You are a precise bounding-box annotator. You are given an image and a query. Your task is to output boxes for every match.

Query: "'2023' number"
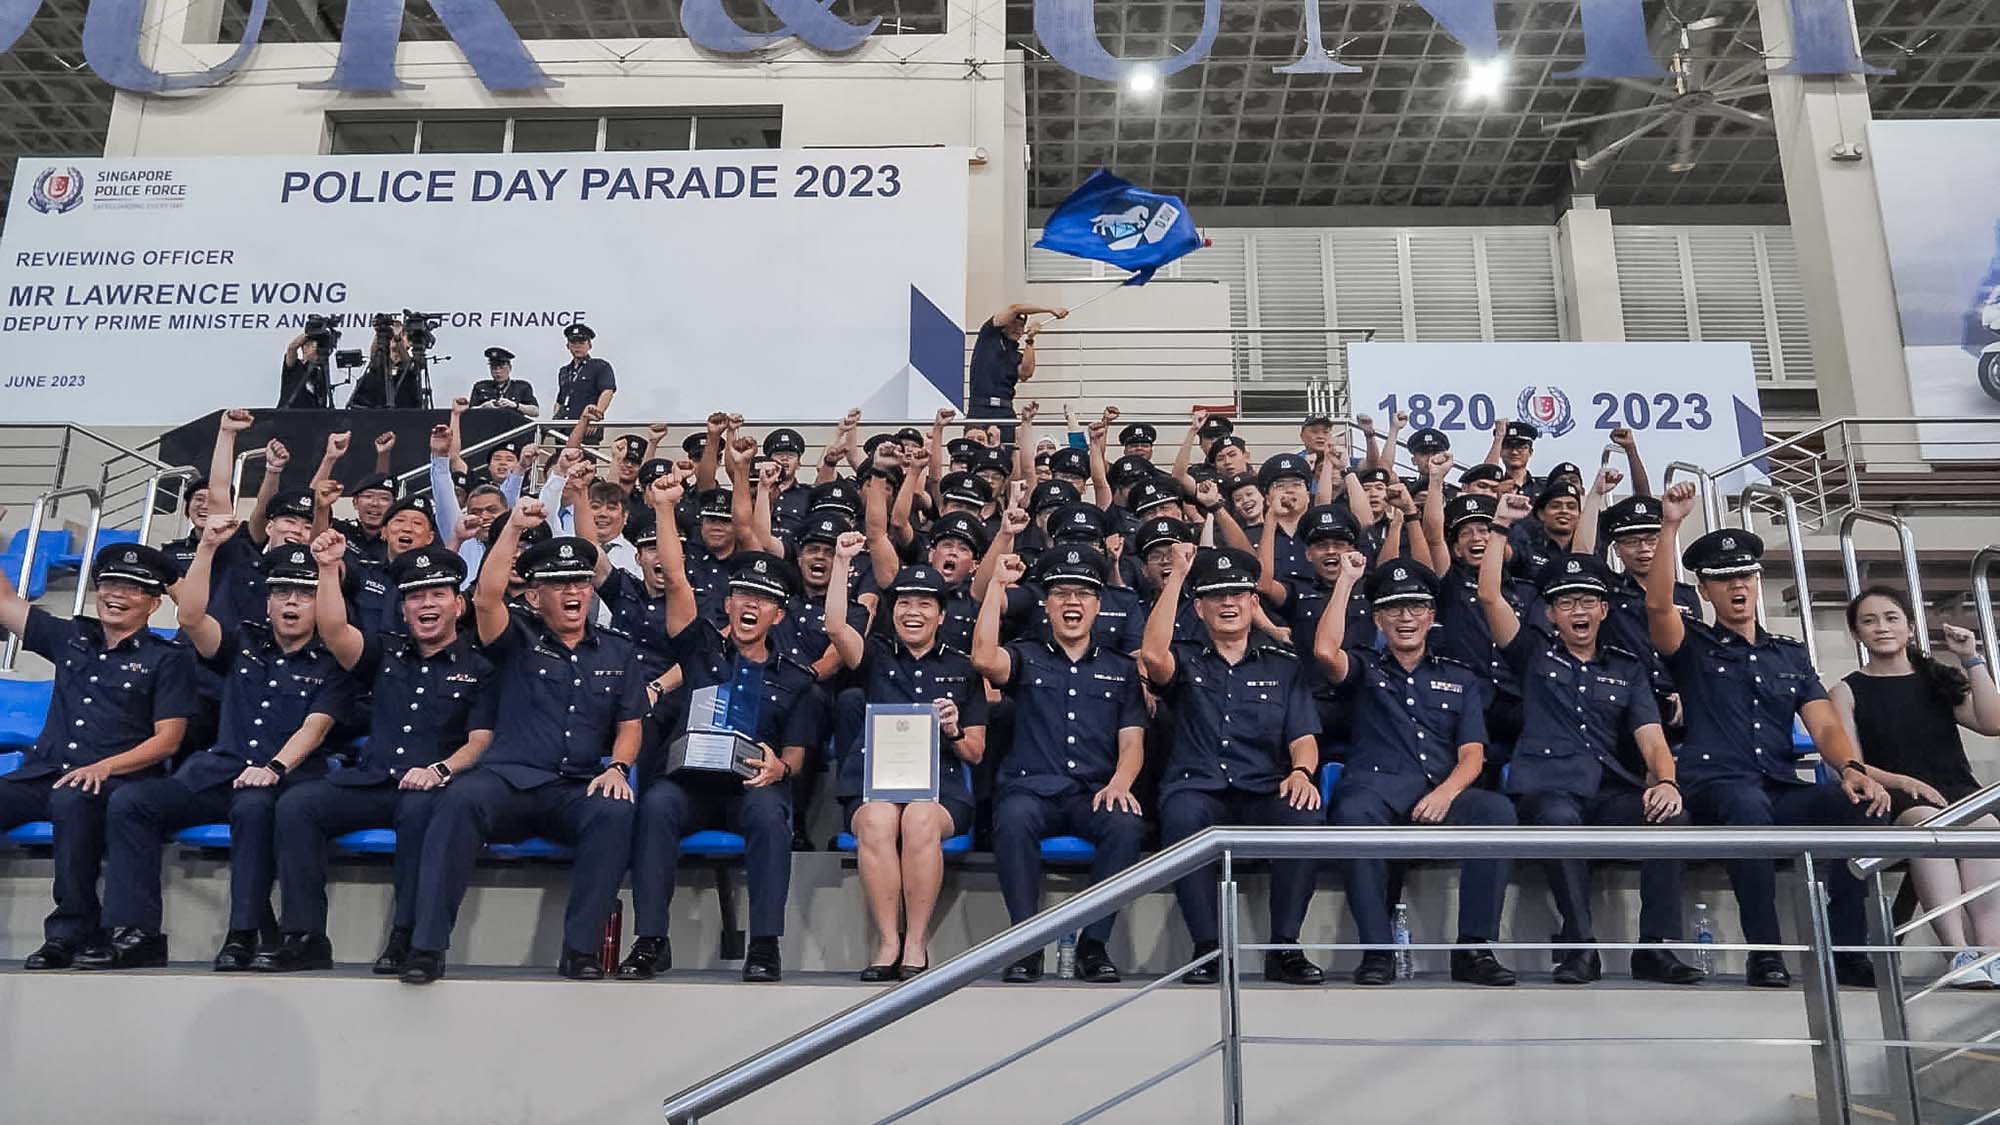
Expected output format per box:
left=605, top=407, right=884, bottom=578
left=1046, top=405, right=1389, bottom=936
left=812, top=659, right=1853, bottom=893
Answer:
left=1590, top=392, right=1712, bottom=431
left=794, top=164, right=901, bottom=199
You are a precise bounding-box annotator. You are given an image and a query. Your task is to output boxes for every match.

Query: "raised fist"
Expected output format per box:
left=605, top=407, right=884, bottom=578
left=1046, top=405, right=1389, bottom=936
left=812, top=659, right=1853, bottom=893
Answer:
left=834, top=531, right=867, bottom=561
left=581, top=404, right=606, bottom=424
left=1001, top=507, right=1030, bottom=536
left=993, top=554, right=1028, bottom=587
left=706, top=412, right=730, bottom=436
left=647, top=476, right=685, bottom=509
left=648, top=422, right=670, bottom=437
left=452, top=396, right=470, bottom=414
left=1339, top=550, right=1368, bottom=581
left=1662, top=481, right=1699, bottom=523
left=325, top=431, right=352, bottom=458
left=1169, top=541, right=1195, bottom=576
left=374, top=431, right=396, bottom=454
left=1610, top=427, right=1637, bottom=451
left=309, top=529, right=347, bottom=567
left=1594, top=467, right=1625, bottom=495
left=219, top=409, right=255, bottom=434
left=264, top=439, right=291, bottom=472
left=934, top=407, right=956, bottom=427
left=430, top=425, right=452, bottom=457
left=1498, top=492, right=1534, bottom=522
left=202, top=512, right=241, bottom=545
left=513, top=498, right=548, bottom=531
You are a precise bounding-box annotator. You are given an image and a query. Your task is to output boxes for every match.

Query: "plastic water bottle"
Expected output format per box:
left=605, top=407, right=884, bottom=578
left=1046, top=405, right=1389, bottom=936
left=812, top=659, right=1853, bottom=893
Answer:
left=1692, top=903, right=1716, bottom=976
left=1392, top=903, right=1415, bottom=980
left=1057, top=933, right=1078, bottom=979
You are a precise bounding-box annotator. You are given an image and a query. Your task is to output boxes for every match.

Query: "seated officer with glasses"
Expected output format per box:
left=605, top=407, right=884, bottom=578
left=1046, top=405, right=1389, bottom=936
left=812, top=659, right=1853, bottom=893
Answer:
left=1142, top=544, right=1326, bottom=986
left=401, top=500, right=646, bottom=985
left=973, top=546, right=1148, bottom=985
left=1316, top=555, right=1518, bottom=988
left=1476, top=529, right=1701, bottom=987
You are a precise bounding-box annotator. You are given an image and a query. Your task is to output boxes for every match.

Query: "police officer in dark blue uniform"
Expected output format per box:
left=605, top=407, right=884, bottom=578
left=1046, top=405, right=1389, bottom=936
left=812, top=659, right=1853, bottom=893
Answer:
left=553, top=323, right=616, bottom=424
left=1316, top=556, right=1519, bottom=987
left=624, top=499, right=823, bottom=983
left=1478, top=545, right=1702, bottom=985
left=1252, top=453, right=1316, bottom=585
left=868, top=510, right=987, bottom=653
left=967, top=303, right=1067, bottom=439
left=468, top=347, right=539, bottom=416
left=1132, top=516, right=1205, bottom=644
left=89, top=530, right=354, bottom=971
left=763, top=428, right=814, bottom=540
left=1429, top=493, right=1534, bottom=754
left=974, top=545, right=1148, bottom=983
left=1118, top=422, right=1157, bottom=462
left=1649, top=483, right=1890, bottom=988
left=1258, top=505, right=1376, bottom=747
left=1493, top=420, right=1542, bottom=498
left=685, top=487, right=742, bottom=625
left=1507, top=479, right=1586, bottom=583
left=1599, top=495, right=1699, bottom=728
left=256, top=540, right=497, bottom=974
left=209, top=487, right=318, bottom=631
left=1001, top=503, right=1145, bottom=654
left=0, top=543, right=194, bottom=969
left=402, top=504, right=646, bottom=984
left=822, top=541, right=989, bottom=979
left=1143, top=545, right=1326, bottom=984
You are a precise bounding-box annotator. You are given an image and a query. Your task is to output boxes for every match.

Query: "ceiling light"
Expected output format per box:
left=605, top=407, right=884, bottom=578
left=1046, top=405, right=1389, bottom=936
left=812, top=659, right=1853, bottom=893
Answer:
left=1461, top=57, right=1507, bottom=102
left=1127, top=67, right=1158, bottom=94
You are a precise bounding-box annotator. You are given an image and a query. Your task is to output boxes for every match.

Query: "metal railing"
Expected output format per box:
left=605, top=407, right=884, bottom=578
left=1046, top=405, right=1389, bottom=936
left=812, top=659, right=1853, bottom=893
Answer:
left=965, top=325, right=1379, bottom=418
left=1712, top=416, right=2000, bottom=532
left=1740, top=481, right=1820, bottom=668
left=1836, top=510, right=1930, bottom=666
left=1975, top=547, right=2000, bottom=677
left=0, top=423, right=169, bottom=531
left=661, top=820, right=2000, bottom=1125
left=1, top=486, right=102, bottom=672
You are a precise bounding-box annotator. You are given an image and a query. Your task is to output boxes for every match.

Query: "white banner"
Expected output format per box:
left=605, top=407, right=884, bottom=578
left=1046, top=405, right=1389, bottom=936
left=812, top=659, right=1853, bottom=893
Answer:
left=1869, top=119, right=2000, bottom=459
left=1346, top=341, right=1766, bottom=486
left=0, top=150, right=970, bottom=424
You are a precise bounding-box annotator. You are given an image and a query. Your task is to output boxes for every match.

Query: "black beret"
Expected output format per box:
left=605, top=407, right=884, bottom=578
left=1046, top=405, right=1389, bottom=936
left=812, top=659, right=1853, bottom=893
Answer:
left=728, top=550, right=800, bottom=601
left=1049, top=447, right=1090, bottom=478
left=1257, top=453, right=1311, bottom=490
left=90, top=543, right=178, bottom=593
left=1035, top=544, right=1107, bottom=590
left=1118, top=423, right=1158, bottom=446
left=939, top=471, right=994, bottom=507
left=563, top=323, right=595, bottom=342
left=1407, top=427, right=1450, bottom=456
left=763, top=428, right=806, bottom=456
left=1502, top=421, right=1539, bottom=446
left=1049, top=502, right=1107, bottom=543
left=1601, top=495, right=1664, bottom=539
left=810, top=480, right=861, bottom=517
left=928, top=511, right=990, bottom=554
left=352, top=473, right=395, bottom=498
left=262, top=544, right=319, bottom=589
left=799, top=512, right=853, bottom=547
left=1135, top=516, right=1194, bottom=556
left=1682, top=529, right=1764, bottom=579
left=516, top=536, right=597, bottom=582
left=484, top=346, right=515, bottom=365
left=1028, top=479, right=1081, bottom=516
left=263, top=488, right=316, bottom=524
left=1188, top=546, right=1259, bottom=596
left=1302, top=505, right=1362, bottom=545
left=697, top=488, right=733, bottom=519
left=390, top=548, right=467, bottom=592
left=1445, top=493, right=1498, bottom=534
left=1366, top=560, right=1440, bottom=607
left=1538, top=553, right=1611, bottom=599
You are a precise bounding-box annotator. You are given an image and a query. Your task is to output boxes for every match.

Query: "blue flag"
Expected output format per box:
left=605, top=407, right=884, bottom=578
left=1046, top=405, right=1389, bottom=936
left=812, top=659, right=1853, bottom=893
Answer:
left=1034, top=170, right=1204, bottom=285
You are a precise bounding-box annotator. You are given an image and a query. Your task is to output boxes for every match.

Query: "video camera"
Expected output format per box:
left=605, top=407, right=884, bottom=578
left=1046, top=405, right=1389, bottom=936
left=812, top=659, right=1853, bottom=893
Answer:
left=403, top=309, right=443, bottom=353
left=302, top=313, right=340, bottom=351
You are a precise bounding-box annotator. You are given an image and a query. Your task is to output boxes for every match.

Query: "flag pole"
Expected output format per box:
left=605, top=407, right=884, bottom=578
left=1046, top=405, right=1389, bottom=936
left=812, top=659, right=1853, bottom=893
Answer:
left=1029, top=282, right=1122, bottom=330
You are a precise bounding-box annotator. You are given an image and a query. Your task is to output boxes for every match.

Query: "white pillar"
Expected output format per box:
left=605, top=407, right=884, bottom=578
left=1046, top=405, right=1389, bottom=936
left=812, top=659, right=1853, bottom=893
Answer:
left=1557, top=195, right=1627, bottom=342
left=1757, top=0, right=1912, bottom=419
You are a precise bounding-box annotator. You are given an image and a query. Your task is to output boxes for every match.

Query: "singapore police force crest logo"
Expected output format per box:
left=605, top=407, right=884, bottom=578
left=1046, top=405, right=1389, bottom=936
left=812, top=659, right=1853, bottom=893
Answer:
left=1515, top=386, right=1576, bottom=439
left=29, top=166, right=84, bottom=214
left=1091, top=196, right=1182, bottom=252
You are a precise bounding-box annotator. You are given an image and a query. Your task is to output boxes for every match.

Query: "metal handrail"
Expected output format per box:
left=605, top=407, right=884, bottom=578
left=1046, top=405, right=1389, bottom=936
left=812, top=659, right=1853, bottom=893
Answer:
left=391, top=418, right=543, bottom=495
left=1664, top=460, right=1722, bottom=529
left=137, top=466, right=201, bottom=547
left=1837, top=509, right=1929, bottom=665
left=1, top=485, right=103, bottom=671
left=661, top=824, right=2000, bottom=1124
left=1853, top=778, right=2000, bottom=878
left=1739, top=482, right=1819, bottom=669
left=1975, top=546, right=2000, bottom=676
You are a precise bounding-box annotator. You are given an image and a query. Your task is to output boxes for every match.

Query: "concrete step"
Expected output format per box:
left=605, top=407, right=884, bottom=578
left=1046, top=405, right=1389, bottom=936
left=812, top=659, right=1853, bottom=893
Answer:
left=1790, top=1092, right=1986, bottom=1124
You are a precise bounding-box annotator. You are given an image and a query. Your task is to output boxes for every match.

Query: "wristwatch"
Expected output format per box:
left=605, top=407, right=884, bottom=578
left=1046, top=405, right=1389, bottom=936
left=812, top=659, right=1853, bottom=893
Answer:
left=264, top=759, right=289, bottom=779
left=429, top=762, right=454, bottom=784
left=602, top=760, right=631, bottom=781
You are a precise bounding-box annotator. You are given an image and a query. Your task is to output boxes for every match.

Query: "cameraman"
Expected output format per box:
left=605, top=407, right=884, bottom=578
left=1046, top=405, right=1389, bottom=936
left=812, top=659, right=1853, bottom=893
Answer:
left=277, top=322, right=335, bottom=409
left=348, top=316, right=424, bottom=410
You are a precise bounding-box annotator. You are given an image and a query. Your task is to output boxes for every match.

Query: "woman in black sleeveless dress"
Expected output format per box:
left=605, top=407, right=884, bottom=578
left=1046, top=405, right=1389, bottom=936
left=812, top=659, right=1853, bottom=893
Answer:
left=1830, top=587, right=2000, bottom=987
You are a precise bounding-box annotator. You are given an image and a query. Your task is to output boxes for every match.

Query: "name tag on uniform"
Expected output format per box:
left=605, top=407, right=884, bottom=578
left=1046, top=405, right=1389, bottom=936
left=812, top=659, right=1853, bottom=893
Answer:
left=1428, top=680, right=1464, bottom=694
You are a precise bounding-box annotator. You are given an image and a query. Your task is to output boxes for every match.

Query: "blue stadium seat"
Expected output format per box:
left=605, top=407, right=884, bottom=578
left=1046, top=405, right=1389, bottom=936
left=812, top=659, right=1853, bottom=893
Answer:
left=0, top=750, right=53, bottom=847
left=1040, top=836, right=1095, bottom=863
left=176, top=824, right=233, bottom=849
left=1, top=530, right=70, bottom=600
left=1792, top=720, right=1815, bottom=754
left=832, top=827, right=976, bottom=857
left=0, top=681, right=53, bottom=749
left=680, top=830, right=747, bottom=857
left=484, top=837, right=573, bottom=860
left=1319, top=760, right=1345, bottom=806
left=334, top=829, right=398, bottom=855
left=54, top=529, right=138, bottom=571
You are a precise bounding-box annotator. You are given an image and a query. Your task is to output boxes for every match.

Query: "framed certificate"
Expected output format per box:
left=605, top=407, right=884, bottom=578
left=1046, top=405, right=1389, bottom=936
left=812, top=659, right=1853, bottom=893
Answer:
left=863, top=703, right=941, bottom=803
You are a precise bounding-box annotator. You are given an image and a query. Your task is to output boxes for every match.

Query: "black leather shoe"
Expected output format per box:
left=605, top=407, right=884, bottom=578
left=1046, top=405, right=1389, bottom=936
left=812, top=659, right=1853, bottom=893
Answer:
left=213, top=929, right=259, bottom=972
left=742, top=937, right=782, bottom=983
left=619, top=936, right=670, bottom=980
left=790, top=829, right=816, bottom=852
left=1630, top=947, right=1705, bottom=985
left=24, top=939, right=77, bottom=970
left=1075, top=939, right=1121, bottom=983
left=399, top=948, right=444, bottom=985
left=1183, top=941, right=1220, bottom=985
left=1746, top=951, right=1792, bottom=988
left=859, top=963, right=899, bottom=982
left=1451, top=948, right=1518, bottom=987
left=1552, top=949, right=1602, bottom=985
left=1352, top=951, right=1397, bottom=986
left=557, top=948, right=604, bottom=980
left=1002, top=951, right=1044, bottom=983
left=1834, top=952, right=1877, bottom=989
left=251, top=932, right=333, bottom=973
left=1264, top=948, right=1325, bottom=985
left=372, top=928, right=413, bottom=976
left=75, top=926, right=167, bottom=970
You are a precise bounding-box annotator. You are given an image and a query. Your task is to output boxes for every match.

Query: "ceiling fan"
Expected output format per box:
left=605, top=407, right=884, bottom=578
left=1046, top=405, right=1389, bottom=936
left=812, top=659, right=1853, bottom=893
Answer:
left=1541, top=11, right=1771, bottom=174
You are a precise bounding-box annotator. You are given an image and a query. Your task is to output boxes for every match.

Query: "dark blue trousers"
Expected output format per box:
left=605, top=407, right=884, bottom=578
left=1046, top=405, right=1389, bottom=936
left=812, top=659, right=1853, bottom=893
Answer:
left=1685, top=779, right=1878, bottom=945
left=1514, top=786, right=1693, bottom=943
left=1162, top=787, right=1323, bottom=945
left=991, top=789, right=1145, bottom=945
left=274, top=780, right=440, bottom=935
left=1329, top=781, right=1515, bottom=946
left=0, top=773, right=140, bottom=943
left=409, top=771, right=634, bottom=955
left=631, top=775, right=792, bottom=939
left=103, top=771, right=304, bottom=933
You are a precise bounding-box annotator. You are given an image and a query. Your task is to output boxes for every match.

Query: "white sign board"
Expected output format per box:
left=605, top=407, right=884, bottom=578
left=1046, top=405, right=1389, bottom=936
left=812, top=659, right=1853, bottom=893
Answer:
left=1346, top=341, right=1766, bottom=487
left=0, top=150, right=970, bottom=424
